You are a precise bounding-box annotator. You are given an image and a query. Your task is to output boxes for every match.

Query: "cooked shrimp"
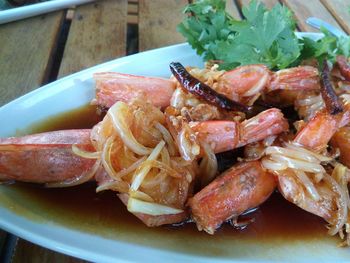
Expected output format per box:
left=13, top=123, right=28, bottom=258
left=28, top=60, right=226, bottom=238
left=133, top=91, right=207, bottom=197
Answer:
left=294, top=103, right=350, bottom=152
left=331, top=127, right=350, bottom=168
left=93, top=64, right=320, bottom=114
left=268, top=66, right=320, bottom=92
left=93, top=72, right=176, bottom=109
left=262, top=100, right=350, bottom=244
left=336, top=56, right=350, bottom=81
left=190, top=108, right=288, bottom=153
left=78, top=99, right=197, bottom=226
left=0, top=108, right=288, bottom=183
left=0, top=130, right=96, bottom=184
left=188, top=161, right=276, bottom=234
left=1, top=61, right=348, bottom=241
left=216, top=64, right=271, bottom=104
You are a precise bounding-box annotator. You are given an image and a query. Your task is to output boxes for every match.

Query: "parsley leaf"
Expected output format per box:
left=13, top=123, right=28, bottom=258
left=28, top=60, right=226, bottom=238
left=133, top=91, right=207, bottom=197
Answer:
left=177, top=0, right=234, bottom=61
left=299, top=28, right=350, bottom=63
left=177, top=0, right=300, bottom=70
left=177, top=0, right=350, bottom=70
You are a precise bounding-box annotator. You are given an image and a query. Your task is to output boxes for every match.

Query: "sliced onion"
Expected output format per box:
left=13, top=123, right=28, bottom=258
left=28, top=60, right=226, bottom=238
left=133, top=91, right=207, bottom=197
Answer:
left=127, top=197, right=183, bottom=216
left=340, top=94, right=350, bottom=105
left=332, top=163, right=350, bottom=210
left=129, top=190, right=154, bottom=202
left=284, top=143, right=332, bottom=162
left=46, top=159, right=101, bottom=188
left=115, top=156, right=146, bottom=178
left=323, top=174, right=348, bottom=236
left=297, top=94, right=322, bottom=106
left=261, top=157, right=288, bottom=171
left=269, top=154, right=325, bottom=173
left=155, top=122, right=177, bottom=156
left=109, top=102, right=152, bottom=155
left=199, top=142, right=218, bottom=186
left=72, top=145, right=100, bottom=159
left=309, top=100, right=324, bottom=111
left=314, top=172, right=324, bottom=183
left=178, top=125, right=200, bottom=161
left=96, top=179, right=130, bottom=193
left=101, top=136, right=120, bottom=181
left=141, top=171, right=167, bottom=189
left=265, top=146, right=319, bottom=163
left=160, top=147, right=171, bottom=166
left=294, top=170, right=320, bottom=201
left=147, top=160, right=182, bottom=178
left=130, top=140, right=165, bottom=191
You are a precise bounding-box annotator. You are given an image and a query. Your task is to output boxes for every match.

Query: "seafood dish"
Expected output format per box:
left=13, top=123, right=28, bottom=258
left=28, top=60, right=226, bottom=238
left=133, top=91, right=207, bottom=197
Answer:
left=2, top=55, right=350, bottom=247
left=0, top=0, right=350, bottom=260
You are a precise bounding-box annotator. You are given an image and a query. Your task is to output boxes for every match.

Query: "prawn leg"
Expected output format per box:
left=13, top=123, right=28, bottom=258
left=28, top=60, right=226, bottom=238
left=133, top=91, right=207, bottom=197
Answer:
left=0, top=130, right=96, bottom=183
left=188, top=161, right=276, bottom=234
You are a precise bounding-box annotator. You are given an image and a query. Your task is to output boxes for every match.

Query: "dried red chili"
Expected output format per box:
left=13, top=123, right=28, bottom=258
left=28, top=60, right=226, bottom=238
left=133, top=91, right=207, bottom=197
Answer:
left=169, top=62, right=251, bottom=113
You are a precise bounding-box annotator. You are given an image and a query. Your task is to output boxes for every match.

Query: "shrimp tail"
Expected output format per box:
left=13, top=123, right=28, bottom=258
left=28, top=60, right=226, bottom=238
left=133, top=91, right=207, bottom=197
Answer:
left=238, top=108, right=289, bottom=146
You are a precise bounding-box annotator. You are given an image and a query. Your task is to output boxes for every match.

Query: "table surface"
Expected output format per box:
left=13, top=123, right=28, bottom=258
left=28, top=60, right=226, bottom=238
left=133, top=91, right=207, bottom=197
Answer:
left=1, top=0, right=350, bottom=262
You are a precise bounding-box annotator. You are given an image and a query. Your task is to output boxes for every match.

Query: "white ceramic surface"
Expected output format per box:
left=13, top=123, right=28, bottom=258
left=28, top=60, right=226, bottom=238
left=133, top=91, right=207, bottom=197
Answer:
left=1, top=33, right=350, bottom=263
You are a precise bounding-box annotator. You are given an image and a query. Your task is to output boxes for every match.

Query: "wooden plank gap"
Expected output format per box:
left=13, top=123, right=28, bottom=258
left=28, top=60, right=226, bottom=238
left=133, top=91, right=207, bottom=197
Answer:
left=0, top=11, right=66, bottom=106
left=66, top=9, right=75, bottom=20
left=127, top=0, right=138, bottom=25
left=138, top=0, right=188, bottom=51
left=227, top=0, right=242, bottom=19
left=320, top=0, right=350, bottom=35
left=280, top=0, right=343, bottom=32
left=47, top=15, right=73, bottom=83
left=128, top=2, right=138, bottom=14
left=58, top=0, right=128, bottom=78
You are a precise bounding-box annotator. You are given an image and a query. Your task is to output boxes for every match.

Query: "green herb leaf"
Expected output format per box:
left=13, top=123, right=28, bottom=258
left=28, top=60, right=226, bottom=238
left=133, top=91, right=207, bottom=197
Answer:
left=299, top=28, right=350, bottom=63
left=178, top=0, right=300, bottom=70
left=178, top=0, right=350, bottom=70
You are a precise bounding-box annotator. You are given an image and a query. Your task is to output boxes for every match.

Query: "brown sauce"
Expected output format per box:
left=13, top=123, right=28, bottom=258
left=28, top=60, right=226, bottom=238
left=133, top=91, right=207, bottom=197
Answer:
left=0, top=104, right=337, bottom=257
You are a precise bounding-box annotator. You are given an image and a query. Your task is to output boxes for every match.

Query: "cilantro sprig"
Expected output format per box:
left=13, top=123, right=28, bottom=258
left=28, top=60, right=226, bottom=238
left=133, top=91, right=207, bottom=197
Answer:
left=177, top=0, right=350, bottom=70
left=299, top=28, right=350, bottom=63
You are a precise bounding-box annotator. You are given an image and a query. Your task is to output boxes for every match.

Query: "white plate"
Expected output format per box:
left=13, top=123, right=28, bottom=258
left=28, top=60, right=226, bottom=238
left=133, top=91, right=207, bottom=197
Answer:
left=1, top=33, right=350, bottom=263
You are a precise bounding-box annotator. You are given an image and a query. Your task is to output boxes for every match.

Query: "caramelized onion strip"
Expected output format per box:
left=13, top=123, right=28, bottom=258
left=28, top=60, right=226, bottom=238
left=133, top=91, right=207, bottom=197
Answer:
left=130, top=140, right=165, bottom=191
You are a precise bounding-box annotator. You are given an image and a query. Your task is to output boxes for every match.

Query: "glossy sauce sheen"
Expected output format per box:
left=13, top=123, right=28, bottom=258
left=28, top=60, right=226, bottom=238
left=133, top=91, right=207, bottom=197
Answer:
left=0, top=105, right=336, bottom=257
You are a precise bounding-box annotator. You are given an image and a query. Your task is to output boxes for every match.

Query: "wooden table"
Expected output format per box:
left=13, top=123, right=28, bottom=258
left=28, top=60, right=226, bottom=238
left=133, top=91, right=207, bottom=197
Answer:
left=0, top=0, right=350, bottom=262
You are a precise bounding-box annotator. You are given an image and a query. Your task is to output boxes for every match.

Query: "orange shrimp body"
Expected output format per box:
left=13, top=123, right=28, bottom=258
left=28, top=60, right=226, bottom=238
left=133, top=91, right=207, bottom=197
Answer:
left=188, top=161, right=276, bottom=234
left=217, top=64, right=271, bottom=101
left=94, top=72, right=176, bottom=109
left=190, top=108, right=289, bottom=153
left=331, top=127, right=350, bottom=168
left=0, top=130, right=95, bottom=183
left=294, top=103, right=350, bottom=152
